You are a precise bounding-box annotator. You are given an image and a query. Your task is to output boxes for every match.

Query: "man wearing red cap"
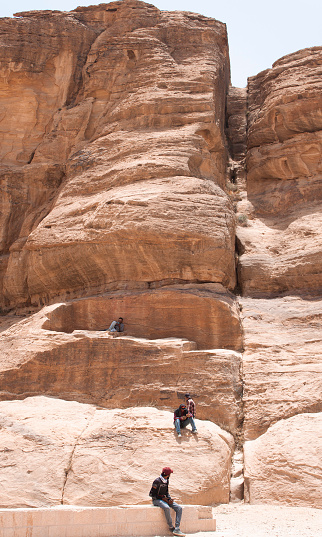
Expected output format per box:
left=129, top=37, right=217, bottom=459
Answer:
left=149, top=467, right=185, bottom=536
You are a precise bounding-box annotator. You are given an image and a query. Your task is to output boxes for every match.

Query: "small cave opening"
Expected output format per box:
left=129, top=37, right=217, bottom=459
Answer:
left=127, top=50, right=136, bottom=61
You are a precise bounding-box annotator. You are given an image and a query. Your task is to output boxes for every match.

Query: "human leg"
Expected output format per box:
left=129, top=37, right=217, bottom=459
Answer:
left=108, top=321, right=117, bottom=331
left=170, top=502, right=182, bottom=529
left=186, top=417, right=197, bottom=432
left=152, top=499, right=174, bottom=529
left=174, top=418, right=181, bottom=435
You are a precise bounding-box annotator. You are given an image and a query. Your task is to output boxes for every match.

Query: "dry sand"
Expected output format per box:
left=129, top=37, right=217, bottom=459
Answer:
left=187, top=504, right=322, bottom=537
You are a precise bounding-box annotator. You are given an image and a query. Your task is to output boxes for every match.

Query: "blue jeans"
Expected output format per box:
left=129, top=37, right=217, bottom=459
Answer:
left=152, top=499, right=182, bottom=529
left=174, top=417, right=197, bottom=434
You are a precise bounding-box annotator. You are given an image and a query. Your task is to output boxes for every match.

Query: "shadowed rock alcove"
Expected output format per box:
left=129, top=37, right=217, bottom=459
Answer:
left=42, top=284, right=243, bottom=351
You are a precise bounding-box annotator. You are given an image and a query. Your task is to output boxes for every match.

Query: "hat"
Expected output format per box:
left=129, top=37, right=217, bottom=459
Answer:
left=162, top=467, right=173, bottom=475
left=185, top=393, right=191, bottom=398
left=179, top=403, right=186, bottom=408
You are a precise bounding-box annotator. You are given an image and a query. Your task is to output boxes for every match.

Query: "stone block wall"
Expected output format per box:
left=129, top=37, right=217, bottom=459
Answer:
left=0, top=505, right=216, bottom=537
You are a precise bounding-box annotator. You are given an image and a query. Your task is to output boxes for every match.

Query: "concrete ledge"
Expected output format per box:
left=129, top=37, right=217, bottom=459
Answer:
left=0, top=504, right=216, bottom=536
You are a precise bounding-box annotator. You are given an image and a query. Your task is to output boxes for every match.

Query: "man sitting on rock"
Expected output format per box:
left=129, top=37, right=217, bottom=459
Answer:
left=149, top=467, right=185, bottom=536
left=174, top=403, right=197, bottom=437
left=107, top=317, right=124, bottom=332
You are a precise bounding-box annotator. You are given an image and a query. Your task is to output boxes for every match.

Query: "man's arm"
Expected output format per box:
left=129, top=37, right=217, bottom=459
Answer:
left=150, top=480, right=160, bottom=499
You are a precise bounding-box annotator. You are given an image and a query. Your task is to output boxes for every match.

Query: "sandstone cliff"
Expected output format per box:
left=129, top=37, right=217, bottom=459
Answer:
left=0, top=0, right=321, bottom=511
left=0, top=0, right=234, bottom=313
left=234, top=46, right=322, bottom=506
left=238, top=47, right=322, bottom=296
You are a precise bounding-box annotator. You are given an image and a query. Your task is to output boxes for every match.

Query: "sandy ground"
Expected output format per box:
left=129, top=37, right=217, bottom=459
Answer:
left=186, top=504, right=322, bottom=537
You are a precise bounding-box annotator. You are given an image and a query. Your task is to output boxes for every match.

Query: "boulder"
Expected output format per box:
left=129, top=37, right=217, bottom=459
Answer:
left=0, top=396, right=234, bottom=508
left=244, top=413, right=322, bottom=508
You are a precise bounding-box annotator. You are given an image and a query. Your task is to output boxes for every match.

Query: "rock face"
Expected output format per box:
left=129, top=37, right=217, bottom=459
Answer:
left=244, top=413, right=322, bottom=508
left=240, top=297, right=322, bottom=440
left=0, top=396, right=234, bottom=508
left=41, top=284, right=243, bottom=350
left=0, top=0, right=322, bottom=513
left=238, top=47, right=322, bottom=297
left=0, top=0, right=233, bottom=311
left=233, top=46, right=322, bottom=510
left=0, top=305, right=243, bottom=435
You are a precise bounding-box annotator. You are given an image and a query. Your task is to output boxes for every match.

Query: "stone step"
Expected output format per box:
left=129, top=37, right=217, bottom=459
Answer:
left=0, top=504, right=216, bottom=536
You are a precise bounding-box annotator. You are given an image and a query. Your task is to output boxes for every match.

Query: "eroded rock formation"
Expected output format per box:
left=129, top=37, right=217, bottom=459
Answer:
left=0, top=305, right=243, bottom=434
left=238, top=47, right=322, bottom=296
left=0, top=0, right=321, bottom=511
left=0, top=0, right=233, bottom=315
left=0, top=396, right=234, bottom=508
left=240, top=296, right=322, bottom=440
left=244, top=413, right=322, bottom=508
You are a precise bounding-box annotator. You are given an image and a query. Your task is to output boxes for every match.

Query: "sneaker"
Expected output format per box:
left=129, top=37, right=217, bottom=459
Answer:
left=192, top=429, right=198, bottom=434
left=169, top=527, right=175, bottom=532
left=177, top=432, right=182, bottom=437
left=173, top=529, right=185, bottom=536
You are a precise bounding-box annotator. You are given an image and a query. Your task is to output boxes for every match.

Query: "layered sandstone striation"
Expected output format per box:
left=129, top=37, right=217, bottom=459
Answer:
left=0, top=0, right=322, bottom=513
left=232, top=46, right=322, bottom=510
left=0, top=0, right=234, bottom=315
left=0, top=305, right=243, bottom=435
left=41, top=284, right=242, bottom=350
left=237, top=47, right=322, bottom=296
left=0, top=1, right=242, bottom=509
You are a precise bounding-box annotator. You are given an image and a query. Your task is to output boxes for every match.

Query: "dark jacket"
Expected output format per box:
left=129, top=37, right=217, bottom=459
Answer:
left=174, top=406, right=188, bottom=427
left=149, top=477, right=171, bottom=500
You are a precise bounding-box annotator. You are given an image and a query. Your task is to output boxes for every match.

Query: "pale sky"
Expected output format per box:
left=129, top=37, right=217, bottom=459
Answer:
left=1, top=0, right=321, bottom=87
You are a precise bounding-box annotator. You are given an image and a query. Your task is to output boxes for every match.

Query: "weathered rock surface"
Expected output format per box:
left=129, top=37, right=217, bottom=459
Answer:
left=0, top=304, right=243, bottom=435
left=5, top=178, right=236, bottom=307
left=240, top=296, right=322, bottom=440
left=42, top=284, right=243, bottom=350
left=247, top=48, right=322, bottom=150
left=0, top=11, right=99, bottom=165
left=0, top=0, right=234, bottom=310
left=232, top=46, right=322, bottom=509
left=238, top=47, right=322, bottom=296
left=0, top=396, right=234, bottom=508
left=1, top=0, right=322, bottom=513
left=244, top=413, right=322, bottom=508
left=237, top=211, right=322, bottom=297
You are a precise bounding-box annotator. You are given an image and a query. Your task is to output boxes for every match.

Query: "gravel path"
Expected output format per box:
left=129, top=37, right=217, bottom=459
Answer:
left=187, top=504, right=322, bottom=537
